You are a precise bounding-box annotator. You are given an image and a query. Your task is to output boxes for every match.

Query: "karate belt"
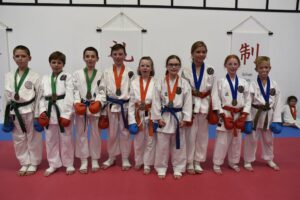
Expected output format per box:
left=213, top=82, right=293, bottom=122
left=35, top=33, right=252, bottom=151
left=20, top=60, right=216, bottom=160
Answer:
left=45, top=94, right=66, bottom=133
left=81, top=98, right=91, bottom=132
left=4, top=98, right=35, bottom=133
left=192, top=90, right=211, bottom=98
left=222, top=106, right=243, bottom=137
left=107, top=96, right=130, bottom=129
left=161, top=106, right=183, bottom=149
left=134, top=103, right=153, bottom=136
left=252, top=104, right=271, bottom=131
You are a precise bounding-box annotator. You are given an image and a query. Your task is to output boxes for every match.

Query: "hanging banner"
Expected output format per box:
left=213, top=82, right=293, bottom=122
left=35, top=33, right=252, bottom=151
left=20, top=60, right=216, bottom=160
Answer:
left=231, top=32, right=269, bottom=82
left=0, top=29, right=10, bottom=123
left=100, top=30, right=142, bottom=72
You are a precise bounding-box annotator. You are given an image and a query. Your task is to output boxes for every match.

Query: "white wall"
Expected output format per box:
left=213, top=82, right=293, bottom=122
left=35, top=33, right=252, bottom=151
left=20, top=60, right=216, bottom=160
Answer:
left=0, top=5, right=299, bottom=103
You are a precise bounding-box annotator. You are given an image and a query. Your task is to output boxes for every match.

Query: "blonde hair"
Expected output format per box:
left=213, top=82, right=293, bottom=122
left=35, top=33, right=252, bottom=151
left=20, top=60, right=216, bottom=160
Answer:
left=254, top=56, right=270, bottom=67
left=191, top=41, right=207, bottom=54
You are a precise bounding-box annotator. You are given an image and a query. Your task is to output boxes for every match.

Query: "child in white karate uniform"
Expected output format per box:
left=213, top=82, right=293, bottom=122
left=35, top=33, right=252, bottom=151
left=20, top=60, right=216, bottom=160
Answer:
left=282, top=96, right=300, bottom=128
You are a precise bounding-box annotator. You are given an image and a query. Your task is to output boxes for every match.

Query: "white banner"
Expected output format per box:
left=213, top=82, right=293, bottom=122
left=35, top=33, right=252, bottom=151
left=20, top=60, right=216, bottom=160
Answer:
left=100, top=30, right=142, bottom=72
left=0, top=29, right=10, bottom=123
left=231, top=32, right=269, bottom=82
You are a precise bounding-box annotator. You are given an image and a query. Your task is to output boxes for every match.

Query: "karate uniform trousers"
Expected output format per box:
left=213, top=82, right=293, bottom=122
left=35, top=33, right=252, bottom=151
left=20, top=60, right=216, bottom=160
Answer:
left=73, top=69, right=105, bottom=160
left=4, top=70, right=42, bottom=166
left=244, top=79, right=282, bottom=163
left=151, top=76, right=192, bottom=174
left=181, top=64, right=215, bottom=164
left=212, top=77, right=251, bottom=166
left=38, top=72, right=74, bottom=168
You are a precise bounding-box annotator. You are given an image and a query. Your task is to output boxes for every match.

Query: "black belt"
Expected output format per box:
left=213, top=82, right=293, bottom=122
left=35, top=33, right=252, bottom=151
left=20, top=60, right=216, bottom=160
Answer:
left=45, top=94, right=66, bottom=133
left=4, top=98, right=35, bottom=133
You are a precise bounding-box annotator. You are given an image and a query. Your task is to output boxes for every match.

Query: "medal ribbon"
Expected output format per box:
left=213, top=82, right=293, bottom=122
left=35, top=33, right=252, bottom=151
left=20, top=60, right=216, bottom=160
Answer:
left=51, top=73, right=58, bottom=96
left=226, top=74, right=239, bottom=102
left=139, top=76, right=151, bottom=102
left=166, top=74, right=179, bottom=104
left=192, top=62, right=205, bottom=91
left=14, top=68, right=30, bottom=97
left=84, top=67, right=97, bottom=96
left=257, top=76, right=270, bottom=104
left=113, top=64, right=125, bottom=93
left=290, top=106, right=297, bottom=120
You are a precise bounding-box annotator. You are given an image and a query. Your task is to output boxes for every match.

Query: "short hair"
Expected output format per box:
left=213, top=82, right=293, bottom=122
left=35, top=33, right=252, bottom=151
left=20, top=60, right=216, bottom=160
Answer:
left=49, top=51, right=66, bottom=65
left=83, top=47, right=99, bottom=58
left=254, top=56, right=270, bottom=67
left=224, top=54, right=241, bottom=66
left=191, top=41, right=207, bottom=54
left=13, top=45, right=31, bottom=56
left=287, top=96, right=298, bottom=103
left=110, top=43, right=127, bottom=56
left=137, top=56, right=155, bottom=77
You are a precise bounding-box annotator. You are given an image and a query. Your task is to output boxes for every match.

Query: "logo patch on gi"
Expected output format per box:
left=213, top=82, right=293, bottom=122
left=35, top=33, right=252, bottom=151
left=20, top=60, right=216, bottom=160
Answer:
left=176, top=87, right=182, bottom=95
left=238, top=85, right=244, bottom=93
left=60, top=75, right=67, bottom=81
left=128, top=71, right=134, bottom=79
left=25, top=81, right=33, bottom=89
left=207, top=67, right=214, bottom=75
left=270, top=88, right=276, bottom=96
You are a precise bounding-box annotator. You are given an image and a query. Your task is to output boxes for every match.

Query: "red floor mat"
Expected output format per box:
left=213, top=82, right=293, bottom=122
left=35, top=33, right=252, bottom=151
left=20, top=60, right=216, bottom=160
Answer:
left=0, top=138, right=299, bottom=200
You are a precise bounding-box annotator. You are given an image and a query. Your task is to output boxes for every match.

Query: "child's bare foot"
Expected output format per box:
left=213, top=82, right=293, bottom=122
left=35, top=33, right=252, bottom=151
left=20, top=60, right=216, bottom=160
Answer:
left=173, top=172, right=182, bottom=179
left=122, top=159, right=131, bottom=171
left=18, top=165, right=29, bottom=176
left=187, top=163, right=195, bottom=175
left=143, top=166, right=151, bottom=175
left=26, top=165, right=37, bottom=176
left=134, top=164, right=142, bottom=170
left=158, top=172, right=166, bottom=179
left=79, top=158, right=88, bottom=174
left=194, top=161, right=204, bottom=174
left=66, top=166, right=75, bottom=175
left=44, top=167, right=57, bottom=177
left=267, top=160, right=280, bottom=171
left=101, top=158, right=115, bottom=170
left=91, top=159, right=100, bottom=172
left=244, top=162, right=254, bottom=172
left=229, top=163, right=240, bottom=172
left=213, top=165, right=222, bottom=175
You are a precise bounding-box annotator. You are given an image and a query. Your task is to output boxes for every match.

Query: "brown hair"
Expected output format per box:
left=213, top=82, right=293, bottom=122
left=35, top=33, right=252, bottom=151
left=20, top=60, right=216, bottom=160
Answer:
left=49, top=51, right=66, bottom=65
left=110, top=43, right=127, bottom=56
left=224, top=54, right=241, bottom=66
left=191, top=41, right=207, bottom=54
left=83, top=46, right=99, bottom=58
left=13, top=45, right=31, bottom=56
left=137, top=56, right=155, bottom=76
left=165, top=55, right=181, bottom=75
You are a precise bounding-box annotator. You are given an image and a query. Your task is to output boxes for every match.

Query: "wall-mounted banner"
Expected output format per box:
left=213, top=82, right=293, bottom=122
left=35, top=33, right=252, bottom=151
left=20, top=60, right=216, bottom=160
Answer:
left=0, top=29, right=10, bottom=123
left=231, top=32, right=269, bottom=82
left=100, top=30, right=142, bottom=72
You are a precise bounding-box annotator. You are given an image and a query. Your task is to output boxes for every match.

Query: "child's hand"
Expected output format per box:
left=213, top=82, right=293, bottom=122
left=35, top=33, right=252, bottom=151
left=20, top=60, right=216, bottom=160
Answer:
left=158, top=119, right=166, bottom=128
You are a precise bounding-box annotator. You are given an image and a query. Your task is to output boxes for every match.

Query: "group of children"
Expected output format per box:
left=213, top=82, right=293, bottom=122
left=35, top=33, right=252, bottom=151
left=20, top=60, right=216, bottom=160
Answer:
left=2, top=41, right=284, bottom=179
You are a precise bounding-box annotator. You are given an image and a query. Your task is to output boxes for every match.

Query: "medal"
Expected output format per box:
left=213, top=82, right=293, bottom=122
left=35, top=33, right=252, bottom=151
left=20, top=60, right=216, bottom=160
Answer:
left=116, top=89, right=122, bottom=96
left=52, top=93, right=57, bottom=102
left=232, top=99, right=238, bottom=106
left=86, top=91, right=92, bottom=100
left=168, top=101, right=174, bottom=108
left=14, top=93, right=20, bottom=101
left=176, top=87, right=182, bottom=95
left=139, top=102, right=146, bottom=110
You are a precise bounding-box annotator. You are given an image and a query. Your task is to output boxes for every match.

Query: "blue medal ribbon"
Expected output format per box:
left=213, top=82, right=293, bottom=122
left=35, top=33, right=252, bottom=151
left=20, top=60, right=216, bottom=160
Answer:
left=257, top=76, right=270, bottom=104
left=226, top=74, right=239, bottom=101
left=192, top=63, right=205, bottom=91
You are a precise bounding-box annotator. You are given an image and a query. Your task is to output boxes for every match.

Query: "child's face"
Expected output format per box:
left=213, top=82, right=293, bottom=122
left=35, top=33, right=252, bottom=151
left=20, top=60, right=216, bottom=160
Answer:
left=111, top=49, right=126, bottom=66
left=13, top=49, right=31, bottom=69
left=50, top=59, right=64, bottom=75
left=256, top=61, right=271, bottom=80
left=84, top=50, right=99, bottom=69
left=167, top=58, right=181, bottom=77
left=138, top=59, right=152, bottom=78
left=192, top=46, right=207, bottom=65
left=225, top=58, right=240, bottom=77
left=289, top=99, right=297, bottom=107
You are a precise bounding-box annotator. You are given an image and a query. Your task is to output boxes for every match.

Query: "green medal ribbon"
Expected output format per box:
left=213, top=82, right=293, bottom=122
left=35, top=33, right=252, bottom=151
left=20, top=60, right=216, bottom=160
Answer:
left=14, top=68, right=30, bottom=97
left=84, top=67, right=97, bottom=98
left=51, top=73, right=58, bottom=97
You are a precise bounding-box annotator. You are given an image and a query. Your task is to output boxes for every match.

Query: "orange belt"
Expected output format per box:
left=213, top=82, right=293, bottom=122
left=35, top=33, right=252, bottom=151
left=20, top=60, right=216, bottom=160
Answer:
left=222, top=106, right=243, bottom=137
left=135, top=103, right=154, bottom=136
left=192, top=90, right=211, bottom=98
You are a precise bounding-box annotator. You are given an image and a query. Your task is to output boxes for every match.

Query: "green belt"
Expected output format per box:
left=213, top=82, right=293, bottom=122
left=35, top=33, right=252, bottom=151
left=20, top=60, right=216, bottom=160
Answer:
left=45, top=94, right=66, bottom=133
left=4, top=98, right=35, bottom=133
left=252, top=104, right=271, bottom=131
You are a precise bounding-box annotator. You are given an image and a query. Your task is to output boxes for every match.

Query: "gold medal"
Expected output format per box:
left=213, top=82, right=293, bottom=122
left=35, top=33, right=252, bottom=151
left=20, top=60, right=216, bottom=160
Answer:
left=86, top=91, right=92, bottom=100
left=52, top=93, right=57, bottom=102
left=232, top=99, right=238, bottom=106
left=168, top=101, right=174, bottom=108
left=14, top=93, right=20, bottom=101
left=139, top=102, right=146, bottom=111
left=116, top=89, right=122, bottom=96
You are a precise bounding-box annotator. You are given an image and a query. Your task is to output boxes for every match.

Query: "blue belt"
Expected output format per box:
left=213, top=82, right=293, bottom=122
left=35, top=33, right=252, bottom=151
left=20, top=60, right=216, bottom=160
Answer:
left=161, top=106, right=183, bottom=149
left=107, top=96, right=130, bottom=129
